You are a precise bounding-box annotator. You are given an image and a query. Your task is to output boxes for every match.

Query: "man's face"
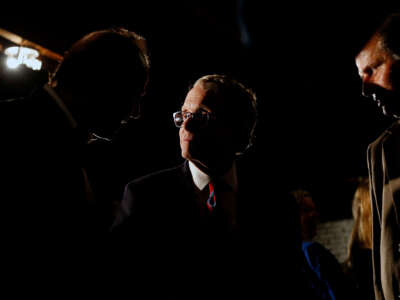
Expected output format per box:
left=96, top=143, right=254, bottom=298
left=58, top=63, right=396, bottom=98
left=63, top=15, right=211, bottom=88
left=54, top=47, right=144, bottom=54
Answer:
left=61, top=78, right=138, bottom=140
left=179, top=83, right=235, bottom=172
left=356, top=34, right=400, bottom=118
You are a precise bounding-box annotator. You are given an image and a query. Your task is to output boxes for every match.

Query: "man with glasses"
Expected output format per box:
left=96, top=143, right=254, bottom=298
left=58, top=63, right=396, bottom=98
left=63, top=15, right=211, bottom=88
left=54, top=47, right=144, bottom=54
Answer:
left=112, top=74, right=256, bottom=296
left=112, top=74, right=309, bottom=299
left=114, top=74, right=257, bottom=232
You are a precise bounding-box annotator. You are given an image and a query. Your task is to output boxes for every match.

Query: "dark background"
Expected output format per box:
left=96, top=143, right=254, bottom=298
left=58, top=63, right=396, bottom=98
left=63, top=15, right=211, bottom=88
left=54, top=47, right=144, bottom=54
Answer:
left=1, top=1, right=399, bottom=221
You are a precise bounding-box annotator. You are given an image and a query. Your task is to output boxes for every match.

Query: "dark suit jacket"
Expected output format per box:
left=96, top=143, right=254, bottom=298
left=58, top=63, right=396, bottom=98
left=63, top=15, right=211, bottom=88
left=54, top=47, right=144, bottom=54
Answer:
left=112, top=157, right=313, bottom=299
left=368, top=120, right=400, bottom=300
left=114, top=160, right=255, bottom=242
left=0, top=85, right=91, bottom=236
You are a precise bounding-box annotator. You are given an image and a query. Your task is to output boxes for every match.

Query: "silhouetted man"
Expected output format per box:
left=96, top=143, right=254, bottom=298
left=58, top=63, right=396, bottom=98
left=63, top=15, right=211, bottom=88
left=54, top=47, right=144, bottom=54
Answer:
left=0, top=28, right=150, bottom=236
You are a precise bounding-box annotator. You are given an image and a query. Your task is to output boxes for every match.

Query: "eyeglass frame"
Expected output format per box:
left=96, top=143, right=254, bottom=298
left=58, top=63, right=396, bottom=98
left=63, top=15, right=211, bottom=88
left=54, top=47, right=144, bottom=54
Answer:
left=172, top=110, right=216, bottom=128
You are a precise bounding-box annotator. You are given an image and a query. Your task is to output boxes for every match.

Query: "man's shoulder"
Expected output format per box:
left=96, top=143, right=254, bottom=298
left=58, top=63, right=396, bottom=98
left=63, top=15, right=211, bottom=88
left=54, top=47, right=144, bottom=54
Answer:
left=368, top=120, right=400, bottom=154
left=0, top=86, right=57, bottom=126
left=113, top=162, right=191, bottom=230
left=126, top=162, right=188, bottom=188
left=0, top=90, right=46, bottom=142
left=0, top=95, right=33, bottom=119
left=368, top=121, right=400, bottom=150
left=302, top=241, right=329, bottom=255
left=302, top=241, right=340, bottom=268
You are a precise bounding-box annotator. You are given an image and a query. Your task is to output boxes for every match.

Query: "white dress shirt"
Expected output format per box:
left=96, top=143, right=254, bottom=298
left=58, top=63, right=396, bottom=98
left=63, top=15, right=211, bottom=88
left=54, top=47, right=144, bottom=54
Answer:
left=188, top=161, right=238, bottom=226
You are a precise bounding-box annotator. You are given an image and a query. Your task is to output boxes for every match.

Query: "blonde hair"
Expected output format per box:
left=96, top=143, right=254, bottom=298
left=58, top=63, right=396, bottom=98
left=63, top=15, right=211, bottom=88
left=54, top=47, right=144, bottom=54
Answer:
left=345, top=178, right=372, bottom=268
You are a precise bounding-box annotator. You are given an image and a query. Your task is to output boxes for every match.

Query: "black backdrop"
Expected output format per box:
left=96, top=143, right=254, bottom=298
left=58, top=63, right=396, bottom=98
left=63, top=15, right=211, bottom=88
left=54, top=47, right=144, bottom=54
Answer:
left=1, top=1, right=399, bottom=220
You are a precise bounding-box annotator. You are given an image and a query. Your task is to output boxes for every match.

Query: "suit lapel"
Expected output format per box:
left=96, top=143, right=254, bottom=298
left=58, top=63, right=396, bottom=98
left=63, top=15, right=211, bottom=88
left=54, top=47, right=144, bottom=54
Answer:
left=382, top=121, right=400, bottom=229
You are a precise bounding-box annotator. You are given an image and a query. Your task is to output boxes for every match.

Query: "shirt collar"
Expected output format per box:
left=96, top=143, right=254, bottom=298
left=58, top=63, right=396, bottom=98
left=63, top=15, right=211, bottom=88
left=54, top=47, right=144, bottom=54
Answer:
left=188, top=160, right=238, bottom=192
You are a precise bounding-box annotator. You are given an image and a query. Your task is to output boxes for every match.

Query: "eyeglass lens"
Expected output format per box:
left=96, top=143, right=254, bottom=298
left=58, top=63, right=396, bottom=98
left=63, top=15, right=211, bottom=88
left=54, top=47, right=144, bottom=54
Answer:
left=173, top=111, right=211, bottom=128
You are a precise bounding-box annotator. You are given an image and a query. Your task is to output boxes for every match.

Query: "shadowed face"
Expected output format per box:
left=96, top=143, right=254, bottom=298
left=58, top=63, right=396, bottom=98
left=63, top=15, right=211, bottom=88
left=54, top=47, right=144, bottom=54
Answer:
left=299, top=195, right=319, bottom=241
left=57, top=74, right=140, bottom=140
left=179, top=82, right=236, bottom=174
left=356, top=34, right=400, bottom=118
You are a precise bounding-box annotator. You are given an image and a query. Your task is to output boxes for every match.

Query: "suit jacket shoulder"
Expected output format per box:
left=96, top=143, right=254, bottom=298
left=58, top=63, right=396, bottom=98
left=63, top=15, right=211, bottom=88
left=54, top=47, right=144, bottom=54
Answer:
left=112, top=162, right=196, bottom=230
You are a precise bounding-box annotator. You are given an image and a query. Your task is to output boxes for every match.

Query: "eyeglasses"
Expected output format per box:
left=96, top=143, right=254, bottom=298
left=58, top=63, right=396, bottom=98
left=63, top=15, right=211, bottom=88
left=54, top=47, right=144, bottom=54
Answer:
left=172, top=110, right=215, bottom=128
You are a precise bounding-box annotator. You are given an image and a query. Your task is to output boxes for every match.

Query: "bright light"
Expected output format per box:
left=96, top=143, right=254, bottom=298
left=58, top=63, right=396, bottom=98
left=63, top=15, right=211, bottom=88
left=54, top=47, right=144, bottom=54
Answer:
left=6, top=57, right=20, bottom=69
left=24, top=57, right=42, bottom=70
left=4, top=46, right=42, bottom=70
left=5, top=46, right=22, bottom=56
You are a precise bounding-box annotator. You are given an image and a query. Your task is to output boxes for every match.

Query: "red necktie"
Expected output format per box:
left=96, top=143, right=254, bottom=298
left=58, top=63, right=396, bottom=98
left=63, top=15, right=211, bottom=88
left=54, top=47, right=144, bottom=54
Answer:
left=207, top=182, right=216, bottom=212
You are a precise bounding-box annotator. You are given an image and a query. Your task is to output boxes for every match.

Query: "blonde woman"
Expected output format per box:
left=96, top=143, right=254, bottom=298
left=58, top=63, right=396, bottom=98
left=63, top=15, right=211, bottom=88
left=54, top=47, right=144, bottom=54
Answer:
left=344, top=178, right=374, bottom=299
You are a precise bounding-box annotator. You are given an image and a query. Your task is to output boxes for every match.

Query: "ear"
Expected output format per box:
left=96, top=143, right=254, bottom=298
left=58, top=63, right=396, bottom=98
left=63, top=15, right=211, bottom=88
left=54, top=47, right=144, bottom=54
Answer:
left=234, top=117, right=257, bottom=155
left=234, top=126, right=251, bottom=155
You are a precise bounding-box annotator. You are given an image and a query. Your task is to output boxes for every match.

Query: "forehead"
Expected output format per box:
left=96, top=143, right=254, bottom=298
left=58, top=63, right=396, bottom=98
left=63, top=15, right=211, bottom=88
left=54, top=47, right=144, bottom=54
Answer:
left=355, top=35, right=386, bottom=69
left=182, top=82, right=221, bottom=111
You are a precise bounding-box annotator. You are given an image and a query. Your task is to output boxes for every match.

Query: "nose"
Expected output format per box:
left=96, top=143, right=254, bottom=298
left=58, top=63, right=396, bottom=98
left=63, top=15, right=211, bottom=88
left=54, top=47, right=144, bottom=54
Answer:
left=182, top=114, right=196, bottom=132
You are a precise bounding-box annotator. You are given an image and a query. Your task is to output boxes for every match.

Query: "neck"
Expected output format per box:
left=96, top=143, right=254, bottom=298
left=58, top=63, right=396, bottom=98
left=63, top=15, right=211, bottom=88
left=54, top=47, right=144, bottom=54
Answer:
left=192, top=158, right=234, bottom=177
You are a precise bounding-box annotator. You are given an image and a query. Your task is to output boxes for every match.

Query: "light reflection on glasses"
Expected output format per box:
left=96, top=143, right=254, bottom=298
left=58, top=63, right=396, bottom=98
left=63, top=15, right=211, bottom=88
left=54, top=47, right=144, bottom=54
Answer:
left=172, top=110, right=215, bottom=128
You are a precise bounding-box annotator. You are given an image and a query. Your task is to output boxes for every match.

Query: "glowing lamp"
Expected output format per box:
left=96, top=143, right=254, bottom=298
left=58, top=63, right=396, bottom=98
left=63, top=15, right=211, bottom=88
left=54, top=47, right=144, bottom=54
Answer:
left=4, top=46, right=42, bottom=70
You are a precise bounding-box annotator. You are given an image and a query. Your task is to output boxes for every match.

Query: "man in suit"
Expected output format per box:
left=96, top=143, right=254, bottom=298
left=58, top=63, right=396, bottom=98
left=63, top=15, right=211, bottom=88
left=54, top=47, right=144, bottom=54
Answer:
left=112, top=74, right=310, bottom=299
left=1, top=28, right=150, bottom=236
left=355, top=12, right=400, bottom=300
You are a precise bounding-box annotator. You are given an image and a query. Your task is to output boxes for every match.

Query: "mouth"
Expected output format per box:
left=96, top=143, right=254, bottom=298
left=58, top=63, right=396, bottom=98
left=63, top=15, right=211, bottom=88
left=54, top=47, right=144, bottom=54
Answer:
left=372, top=93, right=394, bottom=113
left=371, top=92, right=400, bottom=118
left=182, top=135, right=193, bottom=142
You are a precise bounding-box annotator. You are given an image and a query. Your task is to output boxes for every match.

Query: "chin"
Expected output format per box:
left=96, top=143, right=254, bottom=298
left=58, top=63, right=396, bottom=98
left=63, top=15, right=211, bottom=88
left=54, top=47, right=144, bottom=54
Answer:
left=182, top=144, right=200, bottom=161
